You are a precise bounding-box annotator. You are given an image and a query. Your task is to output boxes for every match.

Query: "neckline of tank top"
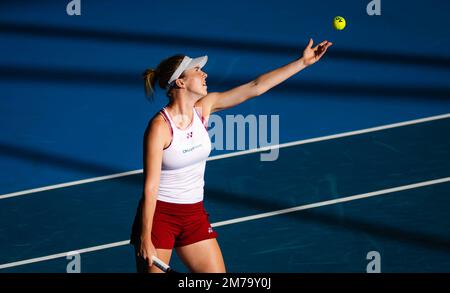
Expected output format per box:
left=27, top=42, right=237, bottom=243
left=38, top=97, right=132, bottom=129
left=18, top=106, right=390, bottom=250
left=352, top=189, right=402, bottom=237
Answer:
left=163, top=107, right=198, bottom=131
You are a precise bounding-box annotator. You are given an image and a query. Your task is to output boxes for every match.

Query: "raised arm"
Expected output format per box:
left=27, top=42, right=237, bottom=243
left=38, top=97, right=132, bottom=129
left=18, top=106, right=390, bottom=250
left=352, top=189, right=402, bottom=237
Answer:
left=197, top=39, right=332, bottom=115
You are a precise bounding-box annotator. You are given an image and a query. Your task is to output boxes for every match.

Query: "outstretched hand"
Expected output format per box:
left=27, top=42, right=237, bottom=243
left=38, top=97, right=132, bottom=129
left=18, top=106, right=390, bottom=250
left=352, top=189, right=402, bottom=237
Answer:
left=302, top=38, right=333, bottom=66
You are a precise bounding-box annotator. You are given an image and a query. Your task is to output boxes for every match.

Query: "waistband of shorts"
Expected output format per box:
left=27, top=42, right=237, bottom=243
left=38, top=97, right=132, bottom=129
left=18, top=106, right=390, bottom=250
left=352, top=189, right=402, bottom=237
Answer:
left=156, top=200, right=204, bottom=215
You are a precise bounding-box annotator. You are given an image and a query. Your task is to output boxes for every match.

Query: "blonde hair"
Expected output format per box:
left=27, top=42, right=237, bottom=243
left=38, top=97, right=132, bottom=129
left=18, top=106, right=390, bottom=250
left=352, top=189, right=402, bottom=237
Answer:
left=142, top=54, right=185, bottom=99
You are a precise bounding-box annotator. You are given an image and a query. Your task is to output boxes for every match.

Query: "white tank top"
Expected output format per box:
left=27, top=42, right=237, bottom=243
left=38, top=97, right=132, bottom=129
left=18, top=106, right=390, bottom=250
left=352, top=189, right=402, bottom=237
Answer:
left=157, top=107, right=211, bottom=204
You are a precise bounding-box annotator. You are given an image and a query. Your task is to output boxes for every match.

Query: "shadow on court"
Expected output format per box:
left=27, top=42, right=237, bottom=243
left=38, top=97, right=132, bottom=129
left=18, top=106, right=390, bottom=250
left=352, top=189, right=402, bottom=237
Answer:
left=1, top=21, right=450, bottom=69
left=1, top=65, right=449, bottom=101
left=0, top=142, right=126, bottom=177
left=206, top=187, right=450, bottom=254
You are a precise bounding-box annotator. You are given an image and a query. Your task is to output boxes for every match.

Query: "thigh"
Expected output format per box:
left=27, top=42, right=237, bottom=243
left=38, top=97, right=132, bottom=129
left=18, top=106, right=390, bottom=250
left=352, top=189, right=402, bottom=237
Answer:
left=176, top=238, right=226, bottom=273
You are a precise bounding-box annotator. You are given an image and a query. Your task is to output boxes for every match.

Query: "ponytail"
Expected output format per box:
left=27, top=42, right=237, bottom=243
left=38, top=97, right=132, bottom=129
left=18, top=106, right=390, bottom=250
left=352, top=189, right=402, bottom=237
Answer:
left=143, top=68, right=158, bottom=99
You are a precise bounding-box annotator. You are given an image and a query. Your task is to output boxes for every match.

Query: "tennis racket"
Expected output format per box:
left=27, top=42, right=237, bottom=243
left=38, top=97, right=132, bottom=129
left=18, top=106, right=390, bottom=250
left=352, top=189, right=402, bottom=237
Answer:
left=151, top=255, right=178, bottom=273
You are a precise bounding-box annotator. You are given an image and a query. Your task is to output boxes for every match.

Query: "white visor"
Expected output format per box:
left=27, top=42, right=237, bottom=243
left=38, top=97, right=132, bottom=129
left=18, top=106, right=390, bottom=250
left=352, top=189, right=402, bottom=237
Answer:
left=167, top=55, right=208, bottom=89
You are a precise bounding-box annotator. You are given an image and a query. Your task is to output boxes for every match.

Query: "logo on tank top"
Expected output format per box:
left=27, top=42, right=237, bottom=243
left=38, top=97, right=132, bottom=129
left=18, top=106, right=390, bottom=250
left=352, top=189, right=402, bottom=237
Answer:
left=208, top=227, right=214, bottom=234
left=182, top=143, right=203, bottom=154
left=187, top=131, right=193, bottom=139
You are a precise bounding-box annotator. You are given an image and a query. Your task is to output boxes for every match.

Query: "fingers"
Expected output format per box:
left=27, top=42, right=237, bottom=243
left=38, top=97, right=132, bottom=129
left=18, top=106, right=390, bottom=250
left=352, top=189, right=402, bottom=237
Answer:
left=313, top=40, right=331, bottom=51
left=319, top=41, right=332, bottom=51
left=318, top=43, right=332, bottom=58
left=307, top=38, right=313, bottom=49
left=139, top=250, right=154, bottom=268
left=319, top=40, right=328, bottom=47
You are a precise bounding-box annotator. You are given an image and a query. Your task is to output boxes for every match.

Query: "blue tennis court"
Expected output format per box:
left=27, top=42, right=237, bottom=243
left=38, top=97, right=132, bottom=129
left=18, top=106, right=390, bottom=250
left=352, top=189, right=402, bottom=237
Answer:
left=1, top=1, right=450, bottom=273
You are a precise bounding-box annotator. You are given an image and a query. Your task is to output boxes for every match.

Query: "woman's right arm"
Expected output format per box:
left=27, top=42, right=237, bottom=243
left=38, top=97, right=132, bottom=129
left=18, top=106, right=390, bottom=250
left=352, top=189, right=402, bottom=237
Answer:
left=138, top=115, right=170, bottom=269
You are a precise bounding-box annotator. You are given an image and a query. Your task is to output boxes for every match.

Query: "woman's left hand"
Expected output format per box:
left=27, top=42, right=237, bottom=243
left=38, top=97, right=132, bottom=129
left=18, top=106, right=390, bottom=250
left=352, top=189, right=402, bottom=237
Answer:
left=302, top=39, right=333, bottom=66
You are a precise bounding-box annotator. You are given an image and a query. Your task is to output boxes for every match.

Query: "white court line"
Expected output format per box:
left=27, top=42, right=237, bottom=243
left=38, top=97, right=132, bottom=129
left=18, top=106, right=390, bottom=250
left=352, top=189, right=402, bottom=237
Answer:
left=1, top=176, right=448, bottom=270
left=0, top=170, right=143, bottom=200
left=0, top=241, right=131, bottom=270
left=1, top=113, right=449, bottom=200
left=211, top=177, right=450, bottom=227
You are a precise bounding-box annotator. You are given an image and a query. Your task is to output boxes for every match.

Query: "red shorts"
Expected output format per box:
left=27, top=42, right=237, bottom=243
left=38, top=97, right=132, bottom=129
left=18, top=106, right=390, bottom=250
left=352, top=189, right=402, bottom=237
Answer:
left=151, top=200, right=218, bottom=249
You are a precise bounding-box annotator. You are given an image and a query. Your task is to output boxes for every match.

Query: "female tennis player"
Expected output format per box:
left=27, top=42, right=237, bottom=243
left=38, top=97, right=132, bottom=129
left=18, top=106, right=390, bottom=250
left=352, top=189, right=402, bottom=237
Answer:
left=130, top=38, right=332, bottom=273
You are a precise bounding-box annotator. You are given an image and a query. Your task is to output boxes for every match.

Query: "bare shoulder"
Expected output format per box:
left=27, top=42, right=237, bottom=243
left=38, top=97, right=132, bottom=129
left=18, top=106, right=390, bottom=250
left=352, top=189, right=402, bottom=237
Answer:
left=148, top=112, right=166, bottom=129
left=145, top=112, right=171, bottom=147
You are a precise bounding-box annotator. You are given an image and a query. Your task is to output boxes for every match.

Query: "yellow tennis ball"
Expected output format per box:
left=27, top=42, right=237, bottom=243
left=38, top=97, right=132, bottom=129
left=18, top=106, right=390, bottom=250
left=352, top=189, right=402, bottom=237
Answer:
left=333, top=16, right=346, bottom=30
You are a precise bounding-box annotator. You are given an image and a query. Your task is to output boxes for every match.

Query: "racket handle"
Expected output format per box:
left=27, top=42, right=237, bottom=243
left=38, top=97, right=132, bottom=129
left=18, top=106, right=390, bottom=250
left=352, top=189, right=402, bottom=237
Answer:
left=151, top=255, right=171, bottom=273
